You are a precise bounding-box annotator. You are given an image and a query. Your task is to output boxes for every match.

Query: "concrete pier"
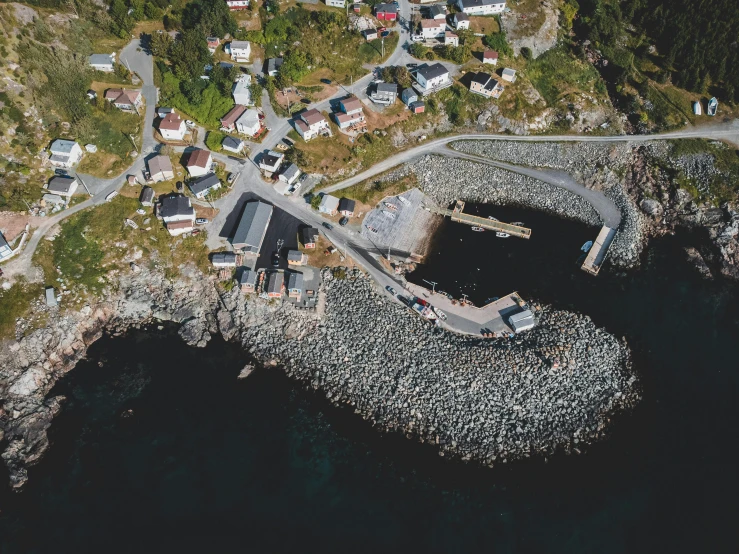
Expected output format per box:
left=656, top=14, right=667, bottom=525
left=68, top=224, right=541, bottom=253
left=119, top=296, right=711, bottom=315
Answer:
left=426, top=200, right=532, bottom=239
left=581, top=226, right=617, bottom=275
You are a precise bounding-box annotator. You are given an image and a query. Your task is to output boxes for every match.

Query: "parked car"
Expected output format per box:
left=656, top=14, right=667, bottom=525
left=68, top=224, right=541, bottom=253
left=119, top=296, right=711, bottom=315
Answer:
left=227, top=172, right=237, bottom=184
left=322, top=222, right=333, bottom=230
left=271, top=251, right=280, bottom=267
left=195, top=218, right=208, bottom=224
left=339, top=216, right=349, bottom=226
left=191, top=229, right=201, bottom=235
left=407, top=63, right=418, bottom=69
left=185, top=120, right=195, bottom=127
left=104, top=191, right=118, bottom=202
left=54, top=169, right=68, bottom=176
left=386, top=285, right=396, bottom=295
left=320, top=78, right=332, bottom=84
left=176, top=181, right=183, bottom=191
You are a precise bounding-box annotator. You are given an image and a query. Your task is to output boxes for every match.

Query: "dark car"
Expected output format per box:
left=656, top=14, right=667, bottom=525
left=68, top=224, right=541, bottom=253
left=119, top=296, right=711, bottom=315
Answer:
left=54, top=169, right=68, bottom=176
left=176, top=181, right=183, bottom=191
left=271, top=251, right=280, bottom=267
left=322, top=222, right=333, bottom=230
left=301, top=98, right=311, bottom=104
left=339, top=216, right=349, bottom=226
left=407, top=63, right=418, bottom=69
left=320, top=78, right=332, bottom=84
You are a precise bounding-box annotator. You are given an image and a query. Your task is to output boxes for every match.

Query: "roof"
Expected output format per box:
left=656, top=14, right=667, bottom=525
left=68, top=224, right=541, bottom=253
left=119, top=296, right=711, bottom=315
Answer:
left=0, top=231, right=8, bottom=250
left=471, top=72, right=493, bottom=85
left=159, top=194, right=194, bottom=218
left=416, top=63, right=448, bottom=80
left=230, top=40, right=251, bottom=50
left=280, top=163, right=300, bottom=181
left=336, top=112, right=363, bottom=124
left=295, top=119, right=309, bottom=133
left=376, top=82, right=397, bottom=93
left=410, top=100, right=425, bottom=110
left=320, top=195, right=340, bottom=211
left=267, top=271, right=284, bottom=293
left=45, top=287, right=58, bottom=307
left=212, top=252, right=237, bottom=265
left=189, top=173, right=220, bottom=196
left=339, top=197, right=356, bottom=212
left=402, top=87, right=417, bottom=98
left=287, top=271, right=304, bottom=290
left=232, top=201, right=273, bottom=249
left=446, top=31, right=458, bottom=38
left=223, top=136, right=243, bottom=150
left=454, top=12, right=470, bottom=21
left=50, top=139, right=78, bottom=154
left=159, top=112, right=183, bottom=131
left=458, top=0, right=504, bottom=8
left=148, top=155, right=173, bottom=176
left=140, top=186, right=155, bottom=203
left=47, top=176, right=76, bottom=193
left=237, top=108, right=260, bottom=129
left=42, top=193, right=65, bottom=204
left=157, top=107, right=174, bottom=114
left=361, top=28, right=377, bottom=37
left=287, top=250, right=304, bottom=262
left=341, top=95, right=363, bottom=112
left=261, top=152, right=282, bottom=168
left=239, top=268, right=257, bottom=286
left=300, top=108, right=326, bottom=126
left=509, top=309, right=535, bottom=325
left=421, top=19, right=444, bottom=28
left=207, top=36, right=220, bottom=45
left=266, top=57, right=283, bottom=72
left=89, top=53, right=114, bottom=66
left=232, top=77, right=252, bottom=99
left=502, top=68, right=517, bottom=77
left=302, top=227, right=319, bottom=244
left=105, top=88, right=140, bottom=105
left=429, top=5, right=446, bottom=17
left=166, top=219, right=194, bottom=231
left=221, top=104, right=247, bottom=127
left=186, top=148, right=211, bottom=168
left=483, top=50, right=499, bottom=60
left=375, top=3, right=397, bottom=13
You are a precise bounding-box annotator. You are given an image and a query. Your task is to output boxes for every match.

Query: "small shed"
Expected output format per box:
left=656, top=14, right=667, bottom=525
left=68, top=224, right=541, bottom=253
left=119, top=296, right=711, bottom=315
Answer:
left=401, top=88, right=418, bottom=106
left=338, top=197, right=356, bottom=216
left=45, top=287, right=58, bottom=307
left=410, top=101, right=425, bottom=114
left=140, top=186, right=155, bottom=206
left=509, top=309, right=535, bottom=333
left=212, top=251, right=238, bottom=267
left=287, top=250, right=307, bottom=265
left=501, top=68, right=517, bottom=83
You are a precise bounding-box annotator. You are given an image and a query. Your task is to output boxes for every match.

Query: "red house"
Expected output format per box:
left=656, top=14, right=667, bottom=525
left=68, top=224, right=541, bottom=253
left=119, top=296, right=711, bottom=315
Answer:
left=410, top=101, right=425, bottom=114
left=374, top=3, right=398, bottom=21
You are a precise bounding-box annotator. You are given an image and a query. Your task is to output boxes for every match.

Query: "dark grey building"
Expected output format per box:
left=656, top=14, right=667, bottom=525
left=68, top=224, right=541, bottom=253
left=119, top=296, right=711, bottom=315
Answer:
left=231, top=201, right=273, bottom=253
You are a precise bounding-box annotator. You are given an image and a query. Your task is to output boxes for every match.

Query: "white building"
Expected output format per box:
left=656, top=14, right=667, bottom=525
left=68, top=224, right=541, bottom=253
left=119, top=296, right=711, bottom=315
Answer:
left=185, top=148, right=213, bottom=177
left=456, top=0, right=506, bottom=16
left=452, top=12, right=470, bottom=30
left=259, top=151, right=284, bottom=173
left=232, top=76, right=252, bottom=106
left=509, top=309, right=536, bottom=333
left=226, top=0, right=249, bottom=9
left=413, top=63, right=451, bottom=95
left=236, top=108, right=261, bottom=137
left=88, top=53, right=115, bottom=72
left=46, top=176, right=79, bottom=198
left=48, top=139, right=83, bottom=168
left=445, top=32, right=459, bottom=47
left=278, top=163, right=301, bottom=186
left=325, top=0, right=345, bottom=6
left=159, top=194, right=195, bottom=236
left=319, top=195, right=340, bottom=215
left=420, top=19, right=446, bottom=40
left=0, top=231, right=13, bottom=261
left=222, top=136, right=245, bottom=154
left=227, top=41, right=251, bottom=62
left=159, top=112, right=186, bottom=141
left=294, top=109, right=329, bottom=141
left=501, top=68, right=517, bottom=83
left=188, top=173, right=221, bottom=199
left=147, top=155, right=175, bottom=182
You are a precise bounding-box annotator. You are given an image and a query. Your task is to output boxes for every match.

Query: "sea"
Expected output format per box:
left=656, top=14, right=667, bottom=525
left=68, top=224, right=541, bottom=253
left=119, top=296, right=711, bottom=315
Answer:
left=1, top=205, right=737, bottom=553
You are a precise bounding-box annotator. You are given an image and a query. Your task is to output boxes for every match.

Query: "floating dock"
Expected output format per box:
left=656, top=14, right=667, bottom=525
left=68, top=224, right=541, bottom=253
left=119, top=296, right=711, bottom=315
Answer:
left=426, top=200, right=532, bottom=239
left=581, top=226, right=617, bottom=276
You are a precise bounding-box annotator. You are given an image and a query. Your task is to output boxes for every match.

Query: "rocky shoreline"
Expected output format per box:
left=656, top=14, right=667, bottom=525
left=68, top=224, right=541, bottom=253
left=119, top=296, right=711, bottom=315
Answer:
left=0, top=264, right=640, bottom=489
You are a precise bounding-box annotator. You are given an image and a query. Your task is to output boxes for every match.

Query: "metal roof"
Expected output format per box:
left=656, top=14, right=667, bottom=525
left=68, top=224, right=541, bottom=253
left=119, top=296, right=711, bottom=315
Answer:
left=89, top=53, right=114, bottom=65
left=280, top=163, right=300, bottom=181
left=232, top=201, right=273, bottom=253
left=50, top=139, right=78, bottom=155
left=148, top=155, right=173, bottom=176
left=239, top=268, right=257, bottom=286
left=189, top=173, right=220, bottom=196
left=339, top=197, right=356, bottom=212
left=376, top=82, right=397, bottom=93
left=140, top=186, right=155, bottom=204
left=159, top=194, right=194, bottom=218
left=417, top=63, right=448, bottom=80
left=223, top=136, right=243, bottom=149
left=287, top=271, right=303, bottom=291
left=212, top=251, right=237, bottom=265
left=267, top=271, right=284, bottom=293
left=47, top=176, right=76, bottom=193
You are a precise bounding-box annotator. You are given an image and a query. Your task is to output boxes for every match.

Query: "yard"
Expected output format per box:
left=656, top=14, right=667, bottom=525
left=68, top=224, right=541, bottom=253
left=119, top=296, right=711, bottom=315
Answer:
left=0, top=280, right=44, bottom=339
left=469, top=16, right=500, bottom=36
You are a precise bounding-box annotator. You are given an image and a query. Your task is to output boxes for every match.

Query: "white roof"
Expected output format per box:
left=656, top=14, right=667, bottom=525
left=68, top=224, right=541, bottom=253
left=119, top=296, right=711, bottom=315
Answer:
left=230, top=40, right=251, bottom=50
left=237, top=108, right=260, bottom=128
left=320, top=195, right=340, bottom=211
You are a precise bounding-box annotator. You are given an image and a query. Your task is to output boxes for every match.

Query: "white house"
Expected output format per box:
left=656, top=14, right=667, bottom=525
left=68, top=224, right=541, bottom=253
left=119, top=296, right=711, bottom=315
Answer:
left=158, top=112, right=186, bottom=141
left=445, top=32, right=459, bottom=47
left=413, top=63, right=452, bottom=95
left=420, top=19, right=446, bottom=40
left=49, top=139, right=83, bottom=168
left=318, top=194, right=340, bottom=215
left=188, top=173, right=221, bottom=199
left=206, top=37, right=220, bottom=54
left=483, top=50, right=499, bottom=65
left=89, top=53, right=115, bottom=72
left=147, top=155, right=175, bottom=182
left=325, top=0, right=345, bottom=6
left=227, top=41, right=251, bottom=62
left=278, top=163, right=301, bottom=186
left=232, top=76, right=252, bottom=106
left=456, top=0, right=506, bottom=16
left=185, top=148, right=213, bottom=177
left=0, top=231, right=13, bottom=261
left=222, top=136, right=245, bottom=154
left=501, top=68, right=517, bottom=83
left=259, top=151, right=284, bottom=173
left=46, top=175, right=78, bottom=198
left=236, top=108, right=261, bottom=137
left=159, top=194, right=195, bottom=236
left=452, top=12, right=470, bottom=30
left=266, top=58, right=283, bottom=77
left=226, top=0, right=249, bottom=9
left=294, top=109, right=329, bottom=141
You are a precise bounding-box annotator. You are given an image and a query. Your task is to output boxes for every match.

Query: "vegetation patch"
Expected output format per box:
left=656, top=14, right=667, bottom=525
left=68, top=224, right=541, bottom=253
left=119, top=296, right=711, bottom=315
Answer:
left=0, top=280, right=44, bottom=339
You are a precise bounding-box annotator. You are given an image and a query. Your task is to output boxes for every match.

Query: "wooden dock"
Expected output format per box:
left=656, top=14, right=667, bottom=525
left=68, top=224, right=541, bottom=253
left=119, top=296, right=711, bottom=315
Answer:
left=426, top=200, right=532, bottom=239
left=581, top=226, right=617, bottom=276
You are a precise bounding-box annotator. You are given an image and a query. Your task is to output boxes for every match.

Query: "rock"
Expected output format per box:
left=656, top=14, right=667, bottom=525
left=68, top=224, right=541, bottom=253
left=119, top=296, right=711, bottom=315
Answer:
left=639, top=198, right=663, bottom=217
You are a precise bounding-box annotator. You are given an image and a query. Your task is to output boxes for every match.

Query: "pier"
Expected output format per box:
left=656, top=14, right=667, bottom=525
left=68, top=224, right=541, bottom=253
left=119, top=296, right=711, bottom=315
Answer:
left=426, top=201, right=532, bottom=239
left=581, top=226, right=617, bottom=276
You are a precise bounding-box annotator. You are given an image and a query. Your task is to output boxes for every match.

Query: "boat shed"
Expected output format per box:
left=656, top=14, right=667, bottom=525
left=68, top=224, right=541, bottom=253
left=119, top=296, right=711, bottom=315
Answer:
left=231, top=201, right=273, bottom=254
left=508, top=309, right=536, bottom=333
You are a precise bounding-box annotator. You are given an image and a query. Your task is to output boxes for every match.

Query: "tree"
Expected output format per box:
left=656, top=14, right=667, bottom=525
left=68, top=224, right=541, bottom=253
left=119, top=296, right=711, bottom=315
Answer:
left=169, top=29, right=210, bottom=81
left=144, top=2, right=163, bottom=20
left=409, top=42, right=427, bottom=59
left=205, top=130, right=225, bottom=151
left=182, top=0, right=238, bottom=38
left=150, top=31, right=173, bottom=57
left=279, top=50, right=310, bottom=84
left=483, top=32, right=512, bottom=57
left=265, top=16, right=291, bottom=43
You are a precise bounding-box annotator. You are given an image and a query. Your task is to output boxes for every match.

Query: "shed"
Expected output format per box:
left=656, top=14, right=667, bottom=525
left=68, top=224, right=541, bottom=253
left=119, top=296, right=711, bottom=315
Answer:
left=45, top=287, right=58, bottom=307
left=318, top=194, right=340, bottom=215
left=266, top=271, right=284, bottom=297
left=140, top=186, right=155, bottom=206
left=338, top=197, right=356, bottom=216
left=239, top=267, right=257, bottom=292
left=232, top=201, right=273, bottom=253
left=212, top=251, right=238, bottom=267
left=410, top=101, right=425, bottom=114
left=509, top=309, right=535, bottom=333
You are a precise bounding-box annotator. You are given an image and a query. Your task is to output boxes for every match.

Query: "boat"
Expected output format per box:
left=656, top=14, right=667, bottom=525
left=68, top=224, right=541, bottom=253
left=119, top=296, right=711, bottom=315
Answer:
left=707, top=97, right=718, bottom=116
left=484, top=297, right=500, bottom=304
left=382, top=210, right=396, bottom=219
left=487, top=216, right=499, bottom=221
left=471, top=226, right=485, bottom=232
left=511, top=221, right=524, bottom=226
left=397, top=195, right=410, bottom=206
left=693, top=101, right=702, bottom=116
left=496, top=232, right=510, bottom=238
left=433, top=308, right=448, bottom=321
left=384, top=202, right=398, bottom=211
left=581, top=240, right=593, bottom=253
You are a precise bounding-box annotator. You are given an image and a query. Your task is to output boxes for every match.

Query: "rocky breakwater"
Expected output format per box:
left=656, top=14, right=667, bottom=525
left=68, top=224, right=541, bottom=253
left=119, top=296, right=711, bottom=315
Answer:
left=224, top=269, right=640, bottom=467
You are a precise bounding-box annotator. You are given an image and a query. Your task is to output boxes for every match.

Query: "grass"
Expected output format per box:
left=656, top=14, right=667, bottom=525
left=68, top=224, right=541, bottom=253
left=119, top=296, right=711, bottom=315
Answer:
left=527, top=47, right=608, bottom=106
left=0, top=280, right=44, bottom=339
left=668, top=139, right=739, bottom=204
left=339, top=171, right=417, bottom=205
left=75, top=105, right=143, bottom=178
left=292, top=134, right=353, bottom=175
left=469, top=16, right=500, bottom=36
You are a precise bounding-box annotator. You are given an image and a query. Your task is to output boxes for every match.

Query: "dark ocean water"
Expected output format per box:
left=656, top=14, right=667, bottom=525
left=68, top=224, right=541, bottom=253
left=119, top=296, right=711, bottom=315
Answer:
left=1, top=207, right=738, bottom=553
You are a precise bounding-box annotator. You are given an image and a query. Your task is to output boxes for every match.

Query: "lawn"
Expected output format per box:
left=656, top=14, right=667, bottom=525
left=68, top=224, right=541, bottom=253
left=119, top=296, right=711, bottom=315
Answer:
left=0, top=280, right=44, bottom=339
left=527, top=47, right=608, bottom=106
left=76, top=104, right=143, bottom=178
left=339, top=171, right=417, bottom=205
left=469, top=16, right=500, bottom=36
left=293, top=134, right=354, bottom=175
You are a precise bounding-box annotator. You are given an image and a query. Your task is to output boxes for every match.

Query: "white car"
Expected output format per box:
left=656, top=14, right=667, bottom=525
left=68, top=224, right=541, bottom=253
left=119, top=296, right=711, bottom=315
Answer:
left=185, top=120, right=195, bottom=127
left=105, top=191, right=118, bottom=202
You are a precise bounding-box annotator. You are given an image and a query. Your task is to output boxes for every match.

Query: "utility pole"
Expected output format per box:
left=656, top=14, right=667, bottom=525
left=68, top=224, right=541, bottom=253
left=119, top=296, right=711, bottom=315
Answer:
left=422, top=279, right=437, bottom=294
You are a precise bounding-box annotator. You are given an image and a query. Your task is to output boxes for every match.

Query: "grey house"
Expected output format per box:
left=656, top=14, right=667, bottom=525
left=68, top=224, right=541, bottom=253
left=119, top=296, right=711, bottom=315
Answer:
left=401, top=88, right=418, bottom=106
left=231, top=201, right=274, bottom=253
left=371, top=82, right=398, bottom=105
left=140, top=186, right=155, bottom=206
left=188, top=173, right=221, bottom=199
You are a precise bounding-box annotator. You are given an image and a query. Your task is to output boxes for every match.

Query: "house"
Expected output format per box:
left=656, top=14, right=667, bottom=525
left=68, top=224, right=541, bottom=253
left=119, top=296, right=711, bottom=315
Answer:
left=452, top=12, right=470, bottom=29
left=325, top=0, right=345, bottom=7
left=301, top=227, right=319, bottom=249
left=413, top=63, right=452, bottom=95
left=469, top=72, right=504, bottom=99
left=140, top=186, right=155, bottom=206
left=318, top=194, right=340, bottom=215
left=371, top=82, right=397, bottom=104
left=231, top=201, right=273, bottom=253
left=189, top=173, right=221, bottom=199
left=501, top=68, right=517, bottom=83
left=335, top=111, right=365, bottom=130
left=236, top=108, right=262, bottom=137
left=420, top=19, right=446, bottom=40
left=410, top=100, right=425, bottom=114
left=427, top=5, right=446, bottom=19
left=456, top=0, right=506, bottom=16
left=445, top=31, right=459, bottom=47
left=259, top=150, right=284, bottom=173
left=45, top=286, right=58, bottom=307
left=482, top=50, right=499, bottom=65
left=104, top=89, right=142, bottom=111
left=159, top=194, right=195, bottom=236
left=362, top=28, right=378, bottom=41
left=159, top=112, right=187, bottom=141
left=238, top=267, right=258, bottom=293
left=278, top=163, right=301, bottom=186
left=222, top=136, right=245, bottom=154
left=266, top=271, right=284, bottom=298
left=49, top=139, right=83, bottom=168
left=147, top=155, right=175, bottom=182
left=509, top=309, right=535, bottom=333
left=88, top=53, right=115, bottom=72
left=206, top=37, right=220, bottom=54
left=185, top=148, right=213, bottom=177
left=157, top=107, right=174, bottom=119
left=220, top=104, right=248, bottom=132
left=46, top=176, right=78, bottom=198
left=374, top=3, right=398, bottom=20
left=211, top=251, right=237, bottom=268
left=352, top=3, right=361, bottom=13
left=226, top=0, right=249, bottom=9
left=287, top=250, right=307, bottom=266
left=228, top=40, right=251, bottom=62
left=401, top=87, right=418, bottom=106
left=295, top=109, right=329, bottom=141
left=266, top=57, right=283, bottom=77
left=286, top=271, right=304, bottom=298
left=0, top=231, right=12, bottom=261
left=232, top=76, right=252, bottom=106
left=338, top=197, right=356, bottom=217
left=339, top=96, right=363, bottom=116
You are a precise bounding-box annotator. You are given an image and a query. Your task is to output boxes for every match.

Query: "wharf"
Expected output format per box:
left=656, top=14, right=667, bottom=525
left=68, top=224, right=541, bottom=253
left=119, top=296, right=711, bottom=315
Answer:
left=581, top=226, right=617, bottom=276
left=426, top=200, right=532, bottom=239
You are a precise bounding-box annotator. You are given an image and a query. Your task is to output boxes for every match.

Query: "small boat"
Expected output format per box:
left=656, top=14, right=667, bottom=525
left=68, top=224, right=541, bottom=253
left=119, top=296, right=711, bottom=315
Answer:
left=693, top=101, right=702, bottom=116
left=484, top=297, right=500, bottom=304
left=471, top=226, right=485, bottom=232
left=496, top=232, right=510, bottom=238
left=581, top=240, right=593, bottom=253
left=433, top=308, right=448, bottom=321
left=384, top=202, right=398, bottom=211
left=382, top=210, right=396, bottom=219
left=487, top=216, right=499, bottom=221
left=511, top=221, right=524, bottom=226
left=397, top=196, right=410, bottom=206
left=707, top=97, right=718, bottom=116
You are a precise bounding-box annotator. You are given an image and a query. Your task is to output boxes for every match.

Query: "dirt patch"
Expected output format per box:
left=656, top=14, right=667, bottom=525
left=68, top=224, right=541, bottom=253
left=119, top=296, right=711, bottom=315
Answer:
left=300, top=235, right=355, bottom=269
left=77, top=152, right=126, bottom=178
left=501, top=0, right=559, bottom=58
left=194, top=205, right=218, bottom=219
left=0, top=211, right=36, bottom=242
left=363, top=102, right=411, bottom=131
left=276, top=89, right=304, bottom=110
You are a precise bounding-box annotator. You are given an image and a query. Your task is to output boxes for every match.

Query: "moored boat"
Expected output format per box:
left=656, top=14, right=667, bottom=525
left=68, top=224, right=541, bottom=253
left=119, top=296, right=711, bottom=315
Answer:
left=496, top=232, right=510, bottom=238
left=707, top=97, right=718, bottom=116
left=471, top=226, right=485, bottom=232
left=693, top=101, right=702, bottom=116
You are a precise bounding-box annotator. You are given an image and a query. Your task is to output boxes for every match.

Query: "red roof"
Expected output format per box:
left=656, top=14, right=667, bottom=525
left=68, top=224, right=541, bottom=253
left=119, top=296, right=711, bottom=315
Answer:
left=159, top=112, right=183, bottom=131
left=220, top=104, right=247, bottom=127
left=187, top=148, right=211, bottom=168
left=166, top=220, right=193, bottom=230
left=483, top=50, right=499, bottom=60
